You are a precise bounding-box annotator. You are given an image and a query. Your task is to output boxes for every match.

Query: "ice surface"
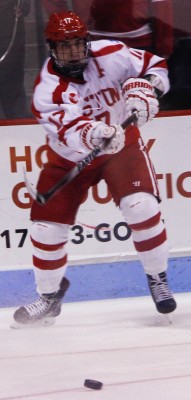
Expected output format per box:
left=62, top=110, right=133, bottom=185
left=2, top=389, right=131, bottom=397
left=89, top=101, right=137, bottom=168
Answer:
left=0, top=293, right=191, bottom=400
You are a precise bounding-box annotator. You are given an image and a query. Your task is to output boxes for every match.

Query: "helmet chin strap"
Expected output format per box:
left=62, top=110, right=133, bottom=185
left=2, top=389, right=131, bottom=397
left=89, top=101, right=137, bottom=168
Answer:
left=56, top=62, right=87, bottom=78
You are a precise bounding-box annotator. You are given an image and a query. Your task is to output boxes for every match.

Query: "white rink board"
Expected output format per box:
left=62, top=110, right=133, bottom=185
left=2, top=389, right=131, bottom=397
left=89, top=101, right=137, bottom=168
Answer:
left=0, top=114, right=191, bottom=269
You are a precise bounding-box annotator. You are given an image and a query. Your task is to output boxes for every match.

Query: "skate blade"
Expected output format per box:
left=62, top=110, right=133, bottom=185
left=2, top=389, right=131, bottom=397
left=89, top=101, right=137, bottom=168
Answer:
left=155, top=313, right=173, bottom=326
left=164, top=313, right=173, bottom=324
left=10, top=317, right=55, bottom=329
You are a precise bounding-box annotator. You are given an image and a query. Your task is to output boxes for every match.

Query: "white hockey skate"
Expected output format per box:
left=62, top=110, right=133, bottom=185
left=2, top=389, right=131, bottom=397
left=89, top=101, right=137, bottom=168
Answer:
left=11, top=277, right=70, bottom=328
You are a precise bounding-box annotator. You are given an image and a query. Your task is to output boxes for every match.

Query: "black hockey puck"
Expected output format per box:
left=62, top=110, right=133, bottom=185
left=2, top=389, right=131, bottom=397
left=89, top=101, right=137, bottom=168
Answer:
left=84, top=379, right=103, bottom=390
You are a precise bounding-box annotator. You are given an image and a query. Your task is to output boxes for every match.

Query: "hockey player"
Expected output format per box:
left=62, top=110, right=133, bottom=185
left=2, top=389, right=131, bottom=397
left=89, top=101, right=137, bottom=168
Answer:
left=13, top=11, right=176, bottom=326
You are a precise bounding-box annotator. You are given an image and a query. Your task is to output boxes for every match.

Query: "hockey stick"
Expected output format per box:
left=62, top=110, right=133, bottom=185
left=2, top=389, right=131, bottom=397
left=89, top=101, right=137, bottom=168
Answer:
left=24, top=111, right=138, bottom=205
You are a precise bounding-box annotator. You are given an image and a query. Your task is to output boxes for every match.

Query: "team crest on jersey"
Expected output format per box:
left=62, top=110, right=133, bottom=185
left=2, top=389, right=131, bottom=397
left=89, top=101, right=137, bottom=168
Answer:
left=69, top=92, right=79, bottom=104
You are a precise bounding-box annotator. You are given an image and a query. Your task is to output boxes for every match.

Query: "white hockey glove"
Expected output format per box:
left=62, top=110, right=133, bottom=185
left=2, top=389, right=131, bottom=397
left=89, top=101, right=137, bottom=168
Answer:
left=122, top=78, right=159, bottom=127
left=80, top=121, right=125, bottom=154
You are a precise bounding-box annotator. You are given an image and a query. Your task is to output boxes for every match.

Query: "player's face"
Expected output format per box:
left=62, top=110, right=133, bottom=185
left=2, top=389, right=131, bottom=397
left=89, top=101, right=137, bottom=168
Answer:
left=55, top=38, right=86, bottom=65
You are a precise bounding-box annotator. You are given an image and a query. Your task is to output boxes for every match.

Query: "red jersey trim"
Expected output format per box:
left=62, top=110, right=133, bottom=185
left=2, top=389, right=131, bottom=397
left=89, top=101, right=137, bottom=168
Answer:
left=91, top=43, right=124, bottom=58
left=142, top=54, right=168, bottom=76
left=58, top=116, right=90, bottom=142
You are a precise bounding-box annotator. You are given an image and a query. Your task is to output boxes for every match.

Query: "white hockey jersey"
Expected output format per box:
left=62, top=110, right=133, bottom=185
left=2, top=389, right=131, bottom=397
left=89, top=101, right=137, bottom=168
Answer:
left=32, top=39, right=169, bottom=164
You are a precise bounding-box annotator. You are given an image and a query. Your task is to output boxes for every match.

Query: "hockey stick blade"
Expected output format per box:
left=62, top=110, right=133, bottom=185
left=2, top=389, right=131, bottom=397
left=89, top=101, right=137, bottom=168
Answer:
left=24, top=111, right=138, bottom=205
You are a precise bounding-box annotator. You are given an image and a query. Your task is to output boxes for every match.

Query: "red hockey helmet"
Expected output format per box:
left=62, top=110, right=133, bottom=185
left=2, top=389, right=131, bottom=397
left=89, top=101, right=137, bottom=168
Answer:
left=45, top=11, right=88, bottom=41
left=45, top=11, right=90, bottom=77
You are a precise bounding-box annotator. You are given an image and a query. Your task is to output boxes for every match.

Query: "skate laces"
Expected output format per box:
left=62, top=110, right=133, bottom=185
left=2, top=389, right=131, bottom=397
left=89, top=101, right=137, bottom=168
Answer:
left=149, top=274, right=172, bottom=303
left=24, top=296, right=53, bottom=317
